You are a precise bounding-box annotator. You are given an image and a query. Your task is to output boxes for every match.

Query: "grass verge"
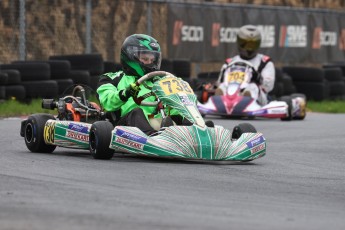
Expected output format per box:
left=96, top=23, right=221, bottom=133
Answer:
left=1, top=98, right=345, bottom=118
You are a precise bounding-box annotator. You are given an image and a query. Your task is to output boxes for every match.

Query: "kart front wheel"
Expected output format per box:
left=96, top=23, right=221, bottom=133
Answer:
left=231, top=123, right=257, bottom=140
left=89, top=121, right=114, bottom=160
left=23, top=113, right=56, bottom=153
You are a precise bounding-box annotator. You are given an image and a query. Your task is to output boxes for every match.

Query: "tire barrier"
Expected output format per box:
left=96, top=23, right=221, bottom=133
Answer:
left=0, top=69, right=21, bottom=85
left=0, top=72, right=8, bottom=85
left=21, top=80, right=58, bottom=98
left=1, top=63, right=50, bottom=81
left=172, top=59, right=191, bottom=80
left=67, top=70, right=91, bottom=86
left=89, top=76, right=100, bottom=91
left=269, top=67, right=284, bottom=99
left=281, top=73, right=296, bottom=95
left=5, top=85, right=26, bottom=101
left=323, top=67, right=345, bottom=99
left=55, top=79, right=74, bottom=95
left=103, top=61, right=122, bottom=73
left=282, top=66, right=329, bottom=101
left=12, top=60, right=72, bottom=79
left=49, top=54, right=104, bottom=76
left=0, top=86, right=5, bottom=99
left=160, top=59, right=174, bottom=73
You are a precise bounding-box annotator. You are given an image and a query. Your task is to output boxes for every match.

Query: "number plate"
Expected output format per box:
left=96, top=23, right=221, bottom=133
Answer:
left=227, top=71, right=245, bottom=83
left=159, top=77, right=193, bottom=95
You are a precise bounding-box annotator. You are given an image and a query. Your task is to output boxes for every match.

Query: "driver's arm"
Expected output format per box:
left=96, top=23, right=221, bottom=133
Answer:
left=97, top=72, right=133, bottom=112
left=260, top=61, right=275, bottom=93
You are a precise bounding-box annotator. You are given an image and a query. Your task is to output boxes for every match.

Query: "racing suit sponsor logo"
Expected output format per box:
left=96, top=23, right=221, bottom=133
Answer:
left=246, top=136, right=265, bottom=148
left=172, top=20, right=204, bottom=45
left=115, top=136, right=144, bottom=150
left=312, top=27, right=337, bottom=49
left=116, top=129, right=147, bottom=144
left=68, top=123, right=89, bottom=134
left=279, top=25, right=307, bottom=47
left=66, top=130, right=89, bottom=142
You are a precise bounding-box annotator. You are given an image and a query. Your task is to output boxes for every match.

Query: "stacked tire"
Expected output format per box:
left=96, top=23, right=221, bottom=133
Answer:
left=1, top=63, right=58, bottom=99
left=49, top=54, right=104, bottom=91
left=282, top=66, right=329, bottom=101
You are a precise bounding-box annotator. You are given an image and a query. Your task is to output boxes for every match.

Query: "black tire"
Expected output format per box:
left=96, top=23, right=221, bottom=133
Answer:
left=103, top=61, right=122, bottom=73
left=21, top=80, right=58, bottom=99
left=2, top=63, right=50, bottom=81
left=89, top=76, right=100, bottom=91
left=55, top=79, right=74, bottom=95
left=282, top=74, right=296, bottom=95
left=24, top=114, right=56, bottom=153
left=0, top=69, right=21, bottom=85
left=172, top=59, right=191, bottom=79
left=231, top=123, right=257, bottom=140
left=205, top=120, right=214, bottom=127
left=89, top=121, right=114, bottom=160
left=280, top=95, right=293, bottom=121
left=282, top=66, right=324, bottom=82
left=291, top=93, right=306, bottom=100
left=5, top=85, right=26, bottom=101
left=0, top=86, right=5, bottom=99
left=160, top=59, right=174, bottom=73
left=0, top=72, right=8, bottom=85
left=50, top=54, right=104, bottom=75
left=323, top=67, right=343, bottom=81
left=293, top=81, right=329, bottom=101
left=68, top=70, right=91, bottom=86
left=12, top=60, right=72, bottom=79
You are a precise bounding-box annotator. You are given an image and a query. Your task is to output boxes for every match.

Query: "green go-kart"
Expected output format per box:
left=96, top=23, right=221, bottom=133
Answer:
left=20, top=71, right=266, bottom=162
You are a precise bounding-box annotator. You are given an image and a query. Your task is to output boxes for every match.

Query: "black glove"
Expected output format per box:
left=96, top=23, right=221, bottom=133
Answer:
left=251, top=71, right=262, bottom=84
left=119, top=83, right=140, bottom=101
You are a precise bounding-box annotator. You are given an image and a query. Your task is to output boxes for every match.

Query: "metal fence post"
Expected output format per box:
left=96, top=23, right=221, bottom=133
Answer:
left=147, top=0, right=152, bottom=36
left=85, top=0, right=92, bottom=53
left=19, top=0, right=26, bottom=60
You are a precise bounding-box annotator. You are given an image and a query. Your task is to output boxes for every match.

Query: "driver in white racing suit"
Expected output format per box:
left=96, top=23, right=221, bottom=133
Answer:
left=216, top=24, right=275, bottom=105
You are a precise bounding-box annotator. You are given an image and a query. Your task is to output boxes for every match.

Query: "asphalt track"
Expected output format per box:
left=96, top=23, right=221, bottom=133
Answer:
left=0, top=113, right=344, bottom=230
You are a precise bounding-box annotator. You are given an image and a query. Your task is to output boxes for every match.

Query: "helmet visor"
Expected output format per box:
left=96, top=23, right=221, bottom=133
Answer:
left=237, top=37, right=260, bottom=52
left=126, top=46, right=162, bottom=70
left=138, top=50, right=161, bottom=69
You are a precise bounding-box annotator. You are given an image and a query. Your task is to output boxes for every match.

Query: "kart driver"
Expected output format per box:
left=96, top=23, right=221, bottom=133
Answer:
left=216, top=24, right=275, bottom=105
left=97, top=34, right=186, bottom=135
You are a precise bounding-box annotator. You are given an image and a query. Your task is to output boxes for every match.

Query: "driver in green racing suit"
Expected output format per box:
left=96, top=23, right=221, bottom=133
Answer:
left=97, top=34, right=187, bottom=135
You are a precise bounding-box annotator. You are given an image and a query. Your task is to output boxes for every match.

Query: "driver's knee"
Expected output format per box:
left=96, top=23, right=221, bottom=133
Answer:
left=131, top=107, right=145, bottom=117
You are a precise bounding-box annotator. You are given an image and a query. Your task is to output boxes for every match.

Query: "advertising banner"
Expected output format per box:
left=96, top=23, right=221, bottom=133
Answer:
left=167, top=3, right=345, bottom=64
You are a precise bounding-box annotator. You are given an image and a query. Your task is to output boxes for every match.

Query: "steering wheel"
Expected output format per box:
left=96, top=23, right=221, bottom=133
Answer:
left=226, top=60, right=259, bottom=77
left=133, top=71, right=175, bottom=106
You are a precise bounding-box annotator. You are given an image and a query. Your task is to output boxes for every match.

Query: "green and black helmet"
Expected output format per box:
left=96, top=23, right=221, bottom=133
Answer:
left=237, top=25, right=261, bottom=60
left=120, top=34, right=162, bottom=77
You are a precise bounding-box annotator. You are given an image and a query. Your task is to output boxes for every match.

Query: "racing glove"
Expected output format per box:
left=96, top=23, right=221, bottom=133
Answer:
left=119, top=83, right=140, bottom=101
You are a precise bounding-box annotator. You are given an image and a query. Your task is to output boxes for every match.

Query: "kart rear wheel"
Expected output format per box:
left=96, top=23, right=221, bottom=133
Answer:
left=280, top=96, right=293, bottom=121
left=231, top=123, right=257, bottom=140
left=89, top=121, right=114, bottom=160
left=24, top=113, right=57, bottom=153
left=291, top=93, right=307, bottom=120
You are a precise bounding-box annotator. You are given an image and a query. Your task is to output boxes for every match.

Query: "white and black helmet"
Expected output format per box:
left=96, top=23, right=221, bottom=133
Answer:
left=237, top=25, right=262, bottom=60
